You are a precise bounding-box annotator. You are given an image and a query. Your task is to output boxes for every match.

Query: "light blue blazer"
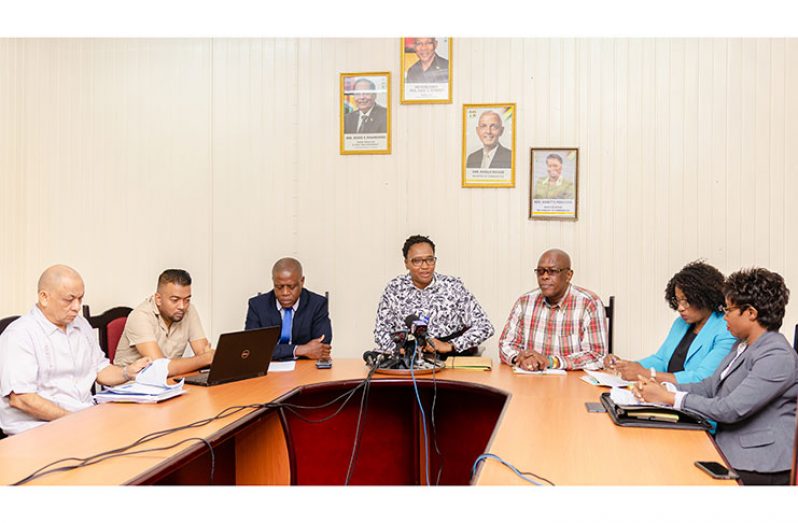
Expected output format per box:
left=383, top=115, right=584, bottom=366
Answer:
left=638, top=311, right=735, bottom=383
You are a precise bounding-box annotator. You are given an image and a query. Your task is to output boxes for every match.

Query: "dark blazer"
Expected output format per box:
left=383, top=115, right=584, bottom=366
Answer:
left=344, top=104, right=387, bottom=134
left=245, top=288, right=332, bottom=361
left=466, top=143, right=512, bottom=169
left=679, top=331, right=798, bottom=473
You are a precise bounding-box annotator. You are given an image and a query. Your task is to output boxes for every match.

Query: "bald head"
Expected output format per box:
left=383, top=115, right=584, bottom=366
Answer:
left=272, top=257, right=303, bottom=278
left=535, top=249, right=573, bottom=303
left=37, top=265, right=84, bottom=329
left=537, top=249, right=571, bottom=269
left=38, top=264, right=82, bottom=293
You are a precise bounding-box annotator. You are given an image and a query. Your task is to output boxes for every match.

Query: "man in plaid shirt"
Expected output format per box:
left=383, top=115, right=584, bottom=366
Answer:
left=499, top=249, right=608, bottom=371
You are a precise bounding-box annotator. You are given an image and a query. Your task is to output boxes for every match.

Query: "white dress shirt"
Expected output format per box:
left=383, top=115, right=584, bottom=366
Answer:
left=0, top=306, right=109, bottom=435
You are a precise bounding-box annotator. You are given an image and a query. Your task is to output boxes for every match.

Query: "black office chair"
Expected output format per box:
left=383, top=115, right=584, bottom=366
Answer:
left=82, top=305, right=133, bottom=361
left=793, top=323, right=798, bottom=354
left=0, top=315, right=20, bottom=336
left=604, top=296, right=615, bottom=355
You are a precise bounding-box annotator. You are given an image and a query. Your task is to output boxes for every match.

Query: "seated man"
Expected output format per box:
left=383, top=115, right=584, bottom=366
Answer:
left=245, top=257, right=332, bottom=361
left=499, top=249, right=608, bottom=370
left=0, top=265, right=150, bottom=435
left=115, top=269, right=213, bottom=377
left=374, top=235, right=495, bottom=356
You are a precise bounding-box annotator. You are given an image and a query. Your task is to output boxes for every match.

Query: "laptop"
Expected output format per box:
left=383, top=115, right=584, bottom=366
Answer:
left=184, top=326, right=280, bottom=386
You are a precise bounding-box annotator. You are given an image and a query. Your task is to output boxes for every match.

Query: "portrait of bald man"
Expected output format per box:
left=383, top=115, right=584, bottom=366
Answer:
left=245, top=258, right=332, bottom=361
left=466, top=110, right=512, bottom=169
left=0, top=265, right=151, bottom=435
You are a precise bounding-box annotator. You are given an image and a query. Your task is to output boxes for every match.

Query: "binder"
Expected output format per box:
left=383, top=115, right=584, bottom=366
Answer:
left=599, top=392, right=712, bottom=431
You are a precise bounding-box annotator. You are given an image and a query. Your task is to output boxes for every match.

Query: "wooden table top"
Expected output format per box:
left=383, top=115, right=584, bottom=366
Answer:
left=0, top=359, right=734, bottom=486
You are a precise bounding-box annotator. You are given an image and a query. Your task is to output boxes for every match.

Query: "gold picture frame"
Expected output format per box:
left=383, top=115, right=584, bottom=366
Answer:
left=340, top=72, right=391, bottom=155
left=462, top=103, right=516, bottom=188
left=529, top=147, right=579, bottom=220
left=400, top=37, right=453, bottom=104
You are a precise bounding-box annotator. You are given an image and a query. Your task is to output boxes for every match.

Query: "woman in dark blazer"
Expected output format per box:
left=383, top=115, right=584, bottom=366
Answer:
left=636, top=267, right=797, bottom=485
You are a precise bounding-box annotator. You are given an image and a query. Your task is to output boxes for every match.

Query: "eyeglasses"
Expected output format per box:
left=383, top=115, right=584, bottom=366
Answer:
left=721, top=305, right=743, bottom=315
left=669, top=297, right=690, bottom=309
left=408, top=256, right=437, bottom=268
left=534, top=267, right=571, bottom=276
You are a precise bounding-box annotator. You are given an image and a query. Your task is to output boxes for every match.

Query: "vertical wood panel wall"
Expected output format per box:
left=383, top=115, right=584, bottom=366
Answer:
left=1, top=38, right=796, bottom=360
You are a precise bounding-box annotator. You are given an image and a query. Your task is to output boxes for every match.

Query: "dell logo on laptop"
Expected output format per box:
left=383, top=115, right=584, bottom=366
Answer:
left=240, top=349, right=251, bottom=359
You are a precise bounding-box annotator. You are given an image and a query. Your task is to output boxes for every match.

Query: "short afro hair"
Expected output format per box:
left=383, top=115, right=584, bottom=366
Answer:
left=723, top=267, right=790, bottom=331
left=402, top=235, right=435, bottom=259
left=665, top=261, right=725, bottom=313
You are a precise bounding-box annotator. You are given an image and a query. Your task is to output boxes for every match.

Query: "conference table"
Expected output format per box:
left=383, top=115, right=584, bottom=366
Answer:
left=0, top=359, right=735, bottom=486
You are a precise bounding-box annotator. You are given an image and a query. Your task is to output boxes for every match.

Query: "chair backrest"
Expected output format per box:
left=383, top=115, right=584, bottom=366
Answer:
left=82, top=305, right=133, bottom=362
left=604, top=296, right=615, bottom=355
left=0, top=315, right=20, bottom=336
left=793, top=323, right=798, bottom=354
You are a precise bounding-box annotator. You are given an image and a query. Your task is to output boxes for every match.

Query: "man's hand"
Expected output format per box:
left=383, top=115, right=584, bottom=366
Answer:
left=128, top=356, right=153, bottom=377
left=516, top=350, right=549, bottom=371
left=615, top=360, right=647, bottom=381
left=295, top=335, right=332, bottom=360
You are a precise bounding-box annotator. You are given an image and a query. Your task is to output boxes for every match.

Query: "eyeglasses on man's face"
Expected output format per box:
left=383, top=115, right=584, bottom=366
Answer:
left=408, top=256, right=437, bottom=268
left=533, top=267, right=570, bottom=277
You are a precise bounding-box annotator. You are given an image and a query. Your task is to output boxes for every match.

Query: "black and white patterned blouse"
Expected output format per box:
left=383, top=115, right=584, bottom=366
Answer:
left=373, top=273, right=495, bottom=353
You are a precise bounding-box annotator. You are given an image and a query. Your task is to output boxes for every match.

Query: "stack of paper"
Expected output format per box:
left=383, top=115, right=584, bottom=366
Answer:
left=581, top=369, right=633, bottom=387
left=94, top=359, right=186, bottom=404
left=444, top=356, right=492, bottom=371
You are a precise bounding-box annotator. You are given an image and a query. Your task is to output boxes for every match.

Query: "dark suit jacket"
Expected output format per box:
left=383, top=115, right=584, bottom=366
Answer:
left=245, top=289, right=332, bottom=361
left=344, top=104, right=387, bottom=134
left=679, top=331, right=798, bottom=473
left=466, top=143, right=512, bottom=169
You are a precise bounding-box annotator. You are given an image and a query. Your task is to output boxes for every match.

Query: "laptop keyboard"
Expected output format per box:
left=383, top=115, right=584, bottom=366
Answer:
left=185, top=372, right=209, bottom=385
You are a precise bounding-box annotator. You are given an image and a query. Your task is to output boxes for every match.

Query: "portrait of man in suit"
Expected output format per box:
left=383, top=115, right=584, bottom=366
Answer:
left=405, top=37, right=449, bottom=84
left=343, top=78, right=387, bottom=134
left=466, top=110, right=512, bottom=169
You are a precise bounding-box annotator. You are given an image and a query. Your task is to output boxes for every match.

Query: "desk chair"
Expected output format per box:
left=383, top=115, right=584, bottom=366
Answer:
left=0, top=315, right=20, bottom=336
left=0, top=316, right=20, bottom=440
left=82, top=305, right=132, bottom=362
left=604, top=296, right=615, bottom=355
left=793, top=324, right=798, bottom=354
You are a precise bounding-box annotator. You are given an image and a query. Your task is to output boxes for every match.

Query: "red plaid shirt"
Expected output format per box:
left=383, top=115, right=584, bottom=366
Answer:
left=498, top=285, right=608, bottom=370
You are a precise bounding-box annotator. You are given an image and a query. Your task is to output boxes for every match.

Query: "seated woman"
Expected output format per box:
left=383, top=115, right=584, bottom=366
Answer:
left=605, top=261, right=735, bottom=383
left=635, top=267, right=797, bottom=485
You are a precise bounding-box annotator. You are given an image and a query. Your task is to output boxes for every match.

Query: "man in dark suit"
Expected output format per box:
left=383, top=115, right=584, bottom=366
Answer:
left=245, top=258, right=332, bottom=361
left=466, top=110, right=512, bottom=169
left=344, top=78, right=387, bottom=134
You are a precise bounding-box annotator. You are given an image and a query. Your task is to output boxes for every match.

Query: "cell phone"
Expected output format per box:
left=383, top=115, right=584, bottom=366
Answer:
left=694, top=461, right=739, bottom=480
left=315, top=359, right=332, bottom=369
left=584, top=402, right=606, bottom=413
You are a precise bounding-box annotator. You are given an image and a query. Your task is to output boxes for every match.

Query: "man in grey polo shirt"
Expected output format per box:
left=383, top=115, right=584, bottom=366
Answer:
left=115, top=269, right=214, bottom=377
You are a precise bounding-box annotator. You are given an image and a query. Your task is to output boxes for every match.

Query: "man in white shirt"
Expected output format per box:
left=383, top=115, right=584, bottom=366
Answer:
left=0, top=265, right=150, bottom=436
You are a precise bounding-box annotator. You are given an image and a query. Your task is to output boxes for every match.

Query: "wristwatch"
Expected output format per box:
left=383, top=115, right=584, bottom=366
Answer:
left=649, top=368, right=657, bottom=380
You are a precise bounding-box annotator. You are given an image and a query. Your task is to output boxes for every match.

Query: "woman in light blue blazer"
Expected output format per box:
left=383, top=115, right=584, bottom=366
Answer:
left=605, top=261, right=735, bottom=384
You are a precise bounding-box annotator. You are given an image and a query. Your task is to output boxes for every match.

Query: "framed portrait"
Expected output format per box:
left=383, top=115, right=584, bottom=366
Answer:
left=529, top=148, right=579, bottom=220
left=462, top=103, right=516, bottom=188
left=340, top=72, right=391, bottom=155
left=400, top=37, right=452, bottom=104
